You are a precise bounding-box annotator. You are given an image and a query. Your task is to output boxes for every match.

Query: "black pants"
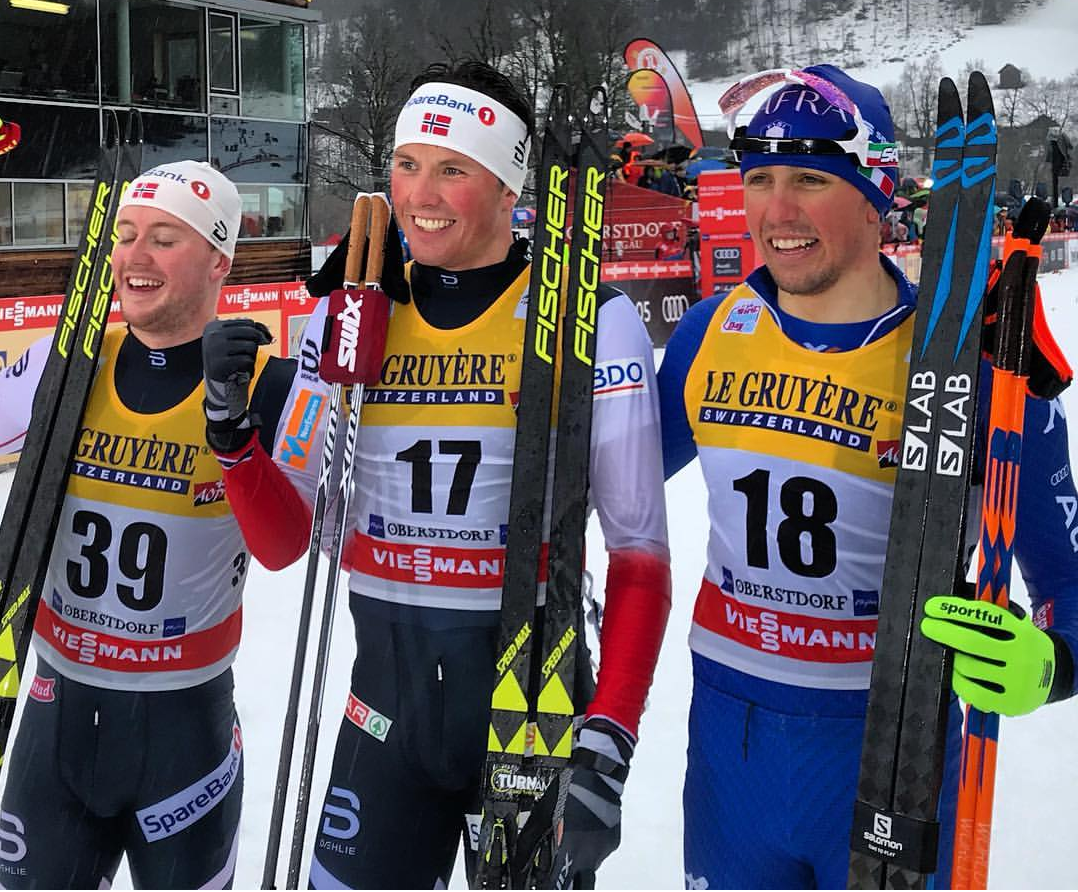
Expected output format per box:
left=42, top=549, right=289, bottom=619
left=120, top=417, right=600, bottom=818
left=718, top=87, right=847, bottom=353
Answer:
left=0, top=659, right=242, bottom=889
left=309, top=594, right=593, bottom=890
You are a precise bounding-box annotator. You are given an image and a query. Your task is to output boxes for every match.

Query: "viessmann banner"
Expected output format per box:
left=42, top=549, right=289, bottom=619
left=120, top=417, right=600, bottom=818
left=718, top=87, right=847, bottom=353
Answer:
left=0, top=282, right=320, bottom=373
left=0, top=260, right=701, bottom=378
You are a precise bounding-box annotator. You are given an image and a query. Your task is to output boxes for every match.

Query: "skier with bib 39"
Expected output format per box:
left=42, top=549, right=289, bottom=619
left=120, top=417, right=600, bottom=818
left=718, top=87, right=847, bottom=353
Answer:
left=0, top=160, right=302, bottom=889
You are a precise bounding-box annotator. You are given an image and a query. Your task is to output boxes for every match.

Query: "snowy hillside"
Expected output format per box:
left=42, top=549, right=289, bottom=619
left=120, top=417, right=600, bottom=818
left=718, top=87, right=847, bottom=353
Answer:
left=685, top=0, right=1078, bottom=132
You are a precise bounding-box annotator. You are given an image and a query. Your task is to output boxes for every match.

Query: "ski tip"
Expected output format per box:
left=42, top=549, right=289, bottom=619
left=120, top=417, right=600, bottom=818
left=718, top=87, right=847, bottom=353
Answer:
left=123, top=108, right=144, bottom=145
left=1015, top=197, right=1051, bottom=244
left=549, top=84, right=572, bottom=119
left=967, top=70, right=990, bottom=92
left=966, top=70, right=995, bottom=115
left=103, top=109, right=121, bottom=149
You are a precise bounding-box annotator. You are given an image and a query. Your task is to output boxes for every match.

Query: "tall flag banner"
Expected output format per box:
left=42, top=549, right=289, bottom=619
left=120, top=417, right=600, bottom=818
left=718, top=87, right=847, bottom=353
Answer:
left=0, top=120, right=21, bottom=157
left=624, top=38, right=704, bottom=149
left=627, top=70, right=675, bottom=148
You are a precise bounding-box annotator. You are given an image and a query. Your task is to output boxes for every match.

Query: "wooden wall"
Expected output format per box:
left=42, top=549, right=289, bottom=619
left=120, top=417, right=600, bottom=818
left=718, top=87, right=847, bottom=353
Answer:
left=0, top=240, right=312, bottom=299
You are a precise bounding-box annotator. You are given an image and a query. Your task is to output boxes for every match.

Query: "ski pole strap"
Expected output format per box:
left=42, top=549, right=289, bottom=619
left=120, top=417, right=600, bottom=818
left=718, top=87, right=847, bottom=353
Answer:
left=571, top=746, right=629, bottom=783
left=981, top=259, right=1073, bottom=399
left=849, top=801, right=940, bottom=875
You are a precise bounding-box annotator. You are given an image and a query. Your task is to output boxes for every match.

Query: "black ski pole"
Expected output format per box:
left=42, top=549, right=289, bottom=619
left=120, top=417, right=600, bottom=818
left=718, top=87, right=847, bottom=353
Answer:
left=261, top=193, right=375, bottom=888
left=285, top=193, right=392, bottom=889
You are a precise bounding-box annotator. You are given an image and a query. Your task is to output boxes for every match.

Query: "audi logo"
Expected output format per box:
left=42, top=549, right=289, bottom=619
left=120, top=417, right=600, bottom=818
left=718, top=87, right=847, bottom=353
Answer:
left=662, top=293, right=691, bottom=323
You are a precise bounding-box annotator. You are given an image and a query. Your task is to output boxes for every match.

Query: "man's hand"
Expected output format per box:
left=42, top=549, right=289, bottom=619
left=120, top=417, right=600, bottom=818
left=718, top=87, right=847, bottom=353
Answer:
left=202, top=318, right=272, bottom=453
left=513, top=717, right=633, bottom=889
left=921, top=595, right=1056, bottom=716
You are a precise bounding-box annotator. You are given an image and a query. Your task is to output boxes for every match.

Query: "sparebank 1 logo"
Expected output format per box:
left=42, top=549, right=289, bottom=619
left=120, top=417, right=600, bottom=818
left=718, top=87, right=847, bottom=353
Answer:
left=636, top=47, right=664, bottom=73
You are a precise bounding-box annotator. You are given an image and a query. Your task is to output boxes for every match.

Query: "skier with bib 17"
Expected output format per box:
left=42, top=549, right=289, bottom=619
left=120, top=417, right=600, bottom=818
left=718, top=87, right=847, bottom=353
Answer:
left=657, top=65, right=1078, bottom=889
left=202, top=59, right=672, bottom=888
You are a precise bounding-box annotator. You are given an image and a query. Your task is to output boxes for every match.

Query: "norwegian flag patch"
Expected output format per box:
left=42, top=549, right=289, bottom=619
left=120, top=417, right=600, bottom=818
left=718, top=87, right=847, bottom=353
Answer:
left=421, top=112, right=452, bottom=136
left=131, top=181, right=159, bottom=200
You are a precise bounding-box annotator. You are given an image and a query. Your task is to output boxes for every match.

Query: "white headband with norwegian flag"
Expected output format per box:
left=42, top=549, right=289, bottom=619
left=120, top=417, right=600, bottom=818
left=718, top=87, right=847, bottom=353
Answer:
left=394, top=82, right=530, bottom=196
left=118, top=160, right=241, bottom=259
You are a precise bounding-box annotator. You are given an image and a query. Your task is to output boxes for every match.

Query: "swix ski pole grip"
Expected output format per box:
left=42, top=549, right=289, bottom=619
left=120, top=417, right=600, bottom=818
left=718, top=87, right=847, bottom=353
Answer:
left=320, top=193, right=391, bottom=385
left=320, top=194, right=387, bottom=385
left=365, top=193, right=390, bottom=286
left=344, top=193, right=370, bottom=288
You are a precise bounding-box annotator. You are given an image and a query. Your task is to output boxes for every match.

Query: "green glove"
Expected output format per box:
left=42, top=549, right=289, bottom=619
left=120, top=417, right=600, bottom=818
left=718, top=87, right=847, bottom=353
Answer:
left=920, top=595, right=1055, bottom=716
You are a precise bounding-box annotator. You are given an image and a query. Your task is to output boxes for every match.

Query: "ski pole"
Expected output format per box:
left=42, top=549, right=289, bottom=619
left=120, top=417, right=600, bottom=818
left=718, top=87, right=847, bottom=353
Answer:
left=285, top=193, right=391, bottom=889
left=951, top=197, right=1048, bottom=889
left=261, top=193, right=373, bottom=888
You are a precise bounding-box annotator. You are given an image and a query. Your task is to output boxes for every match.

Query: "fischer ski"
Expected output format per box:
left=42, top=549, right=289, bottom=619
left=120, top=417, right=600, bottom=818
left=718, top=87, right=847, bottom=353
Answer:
left=474, top=86, right=610, bottom=889
left=849, top=72, right=997, bottom=890
left=0, top=110, right=142, bottom=763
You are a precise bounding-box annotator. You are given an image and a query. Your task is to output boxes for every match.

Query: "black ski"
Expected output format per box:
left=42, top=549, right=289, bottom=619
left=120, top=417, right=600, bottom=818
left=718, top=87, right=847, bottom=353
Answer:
left=0, top=110, right=142, bottom=762
left=525, top=86, right=609, bottom=885
left=849, top=73, right=997, bottom=890
left=475, top=84, right=574, bottom=889
left=476, top=86, right=610, bottom=889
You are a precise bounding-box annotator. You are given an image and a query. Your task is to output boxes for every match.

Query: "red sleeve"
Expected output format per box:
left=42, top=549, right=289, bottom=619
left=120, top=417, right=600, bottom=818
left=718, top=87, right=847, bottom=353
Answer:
left=586, top=548, right=672, bottom=738
left=215, top=431, right=312, bottom=571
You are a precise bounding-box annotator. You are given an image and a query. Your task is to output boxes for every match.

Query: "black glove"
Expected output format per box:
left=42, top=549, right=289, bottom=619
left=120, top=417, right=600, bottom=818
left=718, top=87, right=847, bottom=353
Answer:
left=202, top=318, right=273, bottom=453
left=513, top=717, right=633, bottom=889
left=306, top=214, right=410, bottom=303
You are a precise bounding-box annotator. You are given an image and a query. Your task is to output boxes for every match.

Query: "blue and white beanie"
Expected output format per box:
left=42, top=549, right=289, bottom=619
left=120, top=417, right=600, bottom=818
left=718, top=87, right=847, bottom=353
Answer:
left=739, top=64, right=898, bottom=216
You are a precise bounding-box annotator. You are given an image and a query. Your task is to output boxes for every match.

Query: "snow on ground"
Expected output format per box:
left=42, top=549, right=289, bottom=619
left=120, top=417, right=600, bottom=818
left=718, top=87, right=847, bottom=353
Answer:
left=2, top=266, right=1078, bottom=888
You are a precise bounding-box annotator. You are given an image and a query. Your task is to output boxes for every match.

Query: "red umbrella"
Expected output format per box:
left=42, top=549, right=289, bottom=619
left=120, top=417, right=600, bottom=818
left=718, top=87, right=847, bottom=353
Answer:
left=620, top=131, right=654, bottom=147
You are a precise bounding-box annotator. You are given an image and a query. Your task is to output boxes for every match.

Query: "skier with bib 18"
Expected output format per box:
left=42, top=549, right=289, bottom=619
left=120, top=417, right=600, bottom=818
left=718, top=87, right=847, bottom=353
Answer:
left=658, top=65, right=1078, bottom=889
left=203, top=59, right=672, bottom=888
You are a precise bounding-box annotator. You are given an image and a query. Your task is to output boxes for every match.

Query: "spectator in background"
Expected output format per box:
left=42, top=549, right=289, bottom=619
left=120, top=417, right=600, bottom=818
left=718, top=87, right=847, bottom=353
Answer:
left=639, top=163, right=681, bottom=196
left=913, top=201, right=928, bottom=240
left=655, top=227, right=685, bottom=261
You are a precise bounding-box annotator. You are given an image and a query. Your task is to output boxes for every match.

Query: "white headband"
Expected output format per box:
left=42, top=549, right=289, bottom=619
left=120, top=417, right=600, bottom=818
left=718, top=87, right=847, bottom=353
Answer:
left=117, top=160, right=241, bottom=259
left=395, top=82, right=530, bottom=196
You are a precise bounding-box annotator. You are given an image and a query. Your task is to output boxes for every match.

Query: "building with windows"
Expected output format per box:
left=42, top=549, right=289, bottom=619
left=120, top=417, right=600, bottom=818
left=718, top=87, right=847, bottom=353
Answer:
left=0, top=0, right=317, bottom=298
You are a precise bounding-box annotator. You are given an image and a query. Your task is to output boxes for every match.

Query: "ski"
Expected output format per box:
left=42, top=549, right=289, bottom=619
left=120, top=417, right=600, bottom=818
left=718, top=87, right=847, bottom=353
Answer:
left=477, top=85, right=611, bottom=888
left=475, top=83, right=574, bottom=889
left=849, top=72, right=997, bottom=890
left=0, top=110, right=141, bottom=763
left=522, top=86, right=609, bottom=886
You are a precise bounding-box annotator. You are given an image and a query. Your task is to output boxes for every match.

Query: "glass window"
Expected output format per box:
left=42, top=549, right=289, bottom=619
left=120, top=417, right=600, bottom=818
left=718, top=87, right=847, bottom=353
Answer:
left=210, top=96, right=239, bottom=116
left=66, top=181, right=92, bottom=245
left=236, top=184, right=304, bottom=238
left=210, top=13, right=237, bottom=93
left=239, top=18, right=304, bottom=121
left=0, top=102, right=100, bottom=180
left=0, top=0, right=97, bottom=103
left=0, top=184, right=12, bottom=245
left=210, top=118, right=306, bottom=185
left=101, top=0, right=206, bottom=112
left=12, top=181, right=64, bottom=245
left=119, top=111, right=208, bottom=168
